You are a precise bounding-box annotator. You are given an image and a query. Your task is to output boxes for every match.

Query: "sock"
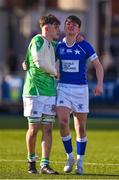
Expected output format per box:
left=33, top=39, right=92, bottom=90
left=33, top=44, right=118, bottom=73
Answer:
left=27, top=153, right=37, bottom=162
left=40, top=158, right=49, bottom=167
left=77, top=155, right=84, bottom=168
left=67, top=152, right=74, bottom=159
left=62, top=135, right=74, bottom=159
left=76, top=137, right=87, bottom=167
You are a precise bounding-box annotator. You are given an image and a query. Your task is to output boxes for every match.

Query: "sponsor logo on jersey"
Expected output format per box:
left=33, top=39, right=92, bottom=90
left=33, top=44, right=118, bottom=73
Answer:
left=62, top=60, right=79, bottom=72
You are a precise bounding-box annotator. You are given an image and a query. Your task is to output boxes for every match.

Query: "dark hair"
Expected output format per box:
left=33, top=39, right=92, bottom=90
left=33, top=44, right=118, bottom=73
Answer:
left=65, top=15, right=81, bottom=28
left=39, top=14, right=60, bottom=28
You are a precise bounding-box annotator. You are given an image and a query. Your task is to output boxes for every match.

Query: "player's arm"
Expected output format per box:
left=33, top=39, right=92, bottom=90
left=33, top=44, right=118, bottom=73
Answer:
left=84, top=41, right=104, bottom=96
left=92, top=58, right=104, bottom=96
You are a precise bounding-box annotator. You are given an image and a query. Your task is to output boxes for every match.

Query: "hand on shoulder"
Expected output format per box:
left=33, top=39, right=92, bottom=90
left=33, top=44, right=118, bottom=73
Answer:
left=22, top=60, right=28, bottom=71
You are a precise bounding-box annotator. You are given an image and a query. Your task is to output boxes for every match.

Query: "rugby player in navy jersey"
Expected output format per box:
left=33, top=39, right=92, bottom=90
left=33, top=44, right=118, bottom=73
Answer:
left=56, top=15, right=104, bottom=175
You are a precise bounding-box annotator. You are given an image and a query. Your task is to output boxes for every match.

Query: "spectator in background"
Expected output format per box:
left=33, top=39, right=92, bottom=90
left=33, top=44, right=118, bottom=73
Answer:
left=6, top=49, right=18, bottom=75
left=100, top=51, right=117, bottom=80
left=100, top=51, right=113, bottom=72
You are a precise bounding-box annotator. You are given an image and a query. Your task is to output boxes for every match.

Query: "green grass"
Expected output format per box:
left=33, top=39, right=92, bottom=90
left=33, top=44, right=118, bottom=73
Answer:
left=0, top=115, right=119, bottom=179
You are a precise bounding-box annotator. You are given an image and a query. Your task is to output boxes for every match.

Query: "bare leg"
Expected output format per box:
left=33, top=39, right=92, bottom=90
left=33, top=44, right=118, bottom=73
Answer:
left=26, top=123, right=39, bottom=156
left=41, top=123, right=53, bottom=159
left=73, top=112, right=87, bottom=138
left=40, top=122, right=58, bottom=174
left=56, top=106, right=71, bottom=136
left=73, top=112, right=87, bottom=174
left=57, top=106, right=75, bottom=173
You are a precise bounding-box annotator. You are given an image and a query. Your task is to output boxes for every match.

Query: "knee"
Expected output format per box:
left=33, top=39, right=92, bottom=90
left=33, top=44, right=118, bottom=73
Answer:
left=59, top=118, right=68, bottom=129
left=28, top=127, right=38, bottom=137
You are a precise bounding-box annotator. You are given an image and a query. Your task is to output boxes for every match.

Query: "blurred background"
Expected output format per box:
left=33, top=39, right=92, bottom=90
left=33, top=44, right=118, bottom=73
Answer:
left=0, top=0, right=119, bottom=117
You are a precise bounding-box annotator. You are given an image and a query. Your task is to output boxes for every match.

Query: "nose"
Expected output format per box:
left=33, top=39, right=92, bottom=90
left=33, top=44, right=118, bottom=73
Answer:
left=57, top=28, right=60, bottom=33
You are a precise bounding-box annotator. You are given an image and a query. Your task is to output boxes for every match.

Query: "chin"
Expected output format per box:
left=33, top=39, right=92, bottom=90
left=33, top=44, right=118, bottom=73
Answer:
left=55, top=35, right=60, bottom=39
left=53, top=37, right=58, bottom=40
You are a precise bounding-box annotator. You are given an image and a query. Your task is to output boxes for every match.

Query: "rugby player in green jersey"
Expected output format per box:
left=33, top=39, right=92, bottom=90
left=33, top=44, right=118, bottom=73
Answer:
left=23, top=14, right=60, bottom=174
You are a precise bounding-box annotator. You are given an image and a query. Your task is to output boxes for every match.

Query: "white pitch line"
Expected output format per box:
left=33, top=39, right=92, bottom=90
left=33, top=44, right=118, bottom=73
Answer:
left=0, top=159, right=119, bottom=166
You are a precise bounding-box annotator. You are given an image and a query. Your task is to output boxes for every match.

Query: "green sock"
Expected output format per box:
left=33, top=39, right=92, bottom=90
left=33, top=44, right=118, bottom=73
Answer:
left=40, top=158, right=49, bottom=167
left=27, top=153, right=36, bottom=162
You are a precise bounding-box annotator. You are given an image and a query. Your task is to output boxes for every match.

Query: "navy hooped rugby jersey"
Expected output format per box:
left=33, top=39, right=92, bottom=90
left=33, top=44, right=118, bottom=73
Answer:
left=56, top=40, right=98, bottom=85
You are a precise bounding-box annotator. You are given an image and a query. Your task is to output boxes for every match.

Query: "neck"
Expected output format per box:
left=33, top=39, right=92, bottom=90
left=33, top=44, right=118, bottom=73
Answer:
left=42, top=32, right=52, bottom=42
left=66, top=35, right=77, bottom=46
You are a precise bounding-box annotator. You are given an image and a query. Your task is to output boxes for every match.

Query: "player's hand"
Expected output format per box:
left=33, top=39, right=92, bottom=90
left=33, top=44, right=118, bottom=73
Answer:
left=93, top=85, right=103, bottom=96
left=22, top=60, right=28, bottom=71
left=54, top=72, right=60, bottom=79
left=76, top=34, right=84, bottom=42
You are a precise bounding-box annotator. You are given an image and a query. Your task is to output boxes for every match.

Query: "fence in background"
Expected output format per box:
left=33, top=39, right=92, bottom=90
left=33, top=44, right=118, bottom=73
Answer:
left=0, top=75, right=119, bottom=115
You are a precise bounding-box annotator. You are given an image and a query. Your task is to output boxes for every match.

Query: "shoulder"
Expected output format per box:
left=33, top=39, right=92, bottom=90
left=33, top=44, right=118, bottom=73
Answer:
left=29, top=34, right=44, bottom=50
left=76, top=40, right=95, bottom=54
left=31, top=34, right=44, bottom=45
left=56, top=40, right=65, bottom=48
left=51, top=40, right=57, bottom=48
left=77, top=40, right=92, bottom=48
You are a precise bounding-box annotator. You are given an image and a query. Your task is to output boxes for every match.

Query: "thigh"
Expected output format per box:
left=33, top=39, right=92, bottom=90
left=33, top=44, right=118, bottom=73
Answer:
left=28, top=123, right=40, bottom=133
left=56, top=106, right=71, bottom=123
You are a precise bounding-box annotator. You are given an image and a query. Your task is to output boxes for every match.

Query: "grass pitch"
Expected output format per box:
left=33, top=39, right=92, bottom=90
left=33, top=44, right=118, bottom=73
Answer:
left=0, top=115, right=119, bottom=179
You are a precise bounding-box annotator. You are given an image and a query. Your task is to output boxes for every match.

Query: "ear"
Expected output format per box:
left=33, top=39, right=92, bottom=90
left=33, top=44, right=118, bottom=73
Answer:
left=45, top=26, right=49, bottom=32
left=78, top=28, right=80, bottom=34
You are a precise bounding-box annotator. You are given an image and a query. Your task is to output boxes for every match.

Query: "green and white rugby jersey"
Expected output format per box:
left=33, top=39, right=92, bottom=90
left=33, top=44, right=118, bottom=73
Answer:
left=23, top=34, right=57, bottom=97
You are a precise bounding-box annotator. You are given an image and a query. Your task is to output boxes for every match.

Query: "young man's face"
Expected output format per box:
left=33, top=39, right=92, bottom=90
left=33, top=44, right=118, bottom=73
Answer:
left=64, top=19, right=80, bottom=36
left=48, top=24, right=60, bottom=40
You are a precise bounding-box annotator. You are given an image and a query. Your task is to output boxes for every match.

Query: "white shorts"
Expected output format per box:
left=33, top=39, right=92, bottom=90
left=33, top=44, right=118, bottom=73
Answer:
left=23, top=96, right=56, bottom=118
left=56, top=83, right=89, bottom=113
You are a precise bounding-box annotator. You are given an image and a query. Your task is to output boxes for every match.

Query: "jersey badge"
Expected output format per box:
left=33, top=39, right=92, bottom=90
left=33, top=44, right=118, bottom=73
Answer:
left=74, top=49, right=80, bottom=55
left=59, top=48, right=65, bottom=55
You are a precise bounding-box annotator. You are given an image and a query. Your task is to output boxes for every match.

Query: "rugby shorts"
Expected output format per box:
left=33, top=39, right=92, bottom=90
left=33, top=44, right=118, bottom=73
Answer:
left=56, top=83, right=89, bottom=113
left=23, top=96, right=56, bottom=123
